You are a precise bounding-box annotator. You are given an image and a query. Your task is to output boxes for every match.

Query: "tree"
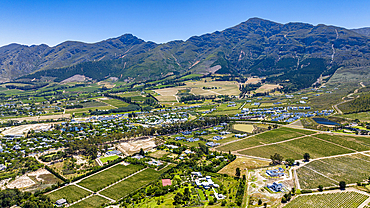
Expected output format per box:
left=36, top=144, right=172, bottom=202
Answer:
left=339, top=181, right=346, bottom=190
left=235, top=167, right=241, bottom=178
left=139, top=148, right=145, bottom=156
left=303, top=153, right=310, bottom=162
left=258, top=199, right=262, bottom=205
left=270, top=153, right=284, bottom=165
left=318, top=185, right=323, bottom=192
left=286, top=158, right=295, bottom=166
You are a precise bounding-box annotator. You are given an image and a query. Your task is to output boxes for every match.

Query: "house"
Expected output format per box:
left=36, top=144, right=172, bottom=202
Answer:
left=132, top=155, right=144, bottom=160
left=0, top=164, right=6, bottom=171
left=55, top=198, right=67, bottom=206
left=206, top=142, right=220, bottom=147
left=162, top=179, right=172, bottom=187
left=267, top=182, right=284, bottom=192
left=266, top=168, right=285, bottom=177
left=191, top=172, right=202, bottom=177
left=213, top=136, right=224, bottom=140
left=106, top=150, right=121, bottom=156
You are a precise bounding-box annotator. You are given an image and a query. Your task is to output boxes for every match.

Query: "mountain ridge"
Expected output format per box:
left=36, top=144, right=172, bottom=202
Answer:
left=2, top=18, right=370, bottom=85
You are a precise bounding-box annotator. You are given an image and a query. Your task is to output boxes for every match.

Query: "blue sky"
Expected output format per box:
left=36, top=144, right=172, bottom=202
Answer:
left=1, top=0, right=369, bottom=47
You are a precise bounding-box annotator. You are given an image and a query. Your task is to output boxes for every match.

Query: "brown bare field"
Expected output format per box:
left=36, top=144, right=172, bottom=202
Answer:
left=255, top=84, right=282, bottom=93
left=7, top=175, right=36, bottom=189
left=2, top=123, right=52, bottom=136
left=148, top=150, right=169, bottom=159
left=245, top=77, right=262, bottom=84
left=118, top=138, right=157, bottom=155
left=2, top=114, right=70, bottom=122
left=218, top=157, right=270, bottom=176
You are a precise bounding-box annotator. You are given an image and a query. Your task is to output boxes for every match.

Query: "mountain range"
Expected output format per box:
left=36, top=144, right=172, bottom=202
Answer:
left=1, top=17, right=370, bottom=85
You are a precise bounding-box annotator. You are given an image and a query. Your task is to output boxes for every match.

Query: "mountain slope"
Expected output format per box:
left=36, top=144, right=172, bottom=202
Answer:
left=0, top=34, right=157, bottom=82
left=4, top=18, right=370, bottom=88
left=351, top=27, right=370, bottom=37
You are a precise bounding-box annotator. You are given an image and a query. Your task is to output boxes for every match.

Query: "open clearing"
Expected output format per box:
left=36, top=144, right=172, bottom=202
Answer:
left=99, top=155, right=120, bottom=164
left=148, top=150, right=169, bottom=159
left=233, top=124, right=254, bottom=133
left=255, top=84, right=282, bottom=93
left=78, top=164, right=143, bottom=192
left=70, top=195, right=110, bottom=208
left=118, top=138, right=156, bottom=155
left=218, top=157, right=270, bottom=177
left=284, top=191, right=369, bottom=208
left=297, top=153, right=370, bottom=189
left=1, top=123, right=51, bottom=137
left=47, top=185, right=90, bottom=203
left=2, top=114, right=71, bottom=122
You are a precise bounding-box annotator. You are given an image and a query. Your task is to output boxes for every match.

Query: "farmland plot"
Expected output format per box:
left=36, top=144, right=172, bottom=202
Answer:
left=284, top=191, right=369, bottom=208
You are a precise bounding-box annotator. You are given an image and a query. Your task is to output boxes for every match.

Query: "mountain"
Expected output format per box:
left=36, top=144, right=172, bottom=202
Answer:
left=351, top=27, right=370, bottom=37
left=3, top=18, right=370, bottom=89
left=0, top=34, right=157, bottom=82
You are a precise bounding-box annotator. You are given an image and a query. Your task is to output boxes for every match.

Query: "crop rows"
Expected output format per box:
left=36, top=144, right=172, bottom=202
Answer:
left=284, top=191, right=369, bottom=208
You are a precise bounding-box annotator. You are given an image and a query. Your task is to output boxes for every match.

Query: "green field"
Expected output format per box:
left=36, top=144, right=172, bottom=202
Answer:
left=70, top=195, right=110, bottom=208
left=238, top=136, right=354, bottom=160
left=78, top=164, right=143, bottom=192
left=100, top=98, right=130, bottom=108
left=46, top=185, right=91, bottom=203
left=338, top=111, right=370, bottom=121
left=314, top=134, right=370, bottom=151
left=99, top=155, right=120, bottom=164
left=284, top=191, right=369, bottom=208
left=216, top=127, right=311, bottom=152
left=100, top=166, right=171, bottom=200
left=297, top=154, right=370, bottom=189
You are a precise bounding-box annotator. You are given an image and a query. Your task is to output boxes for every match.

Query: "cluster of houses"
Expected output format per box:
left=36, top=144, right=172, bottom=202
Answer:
left=191, top=172, right=225, bottom=200
left=237, top=106, right=334, bottom=123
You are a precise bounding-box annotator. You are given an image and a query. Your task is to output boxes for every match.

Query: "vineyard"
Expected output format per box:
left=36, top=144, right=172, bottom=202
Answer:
left=284, top=191, right=369, bottom=208
left=297, top=154, right=370, bottom=189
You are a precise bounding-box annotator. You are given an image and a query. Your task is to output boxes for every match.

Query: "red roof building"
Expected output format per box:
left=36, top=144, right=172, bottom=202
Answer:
left=162, top=179, right=172, bottom=187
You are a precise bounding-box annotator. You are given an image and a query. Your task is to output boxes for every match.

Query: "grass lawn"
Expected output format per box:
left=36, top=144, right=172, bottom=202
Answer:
left=216, top=127, right=304, bottom=152
left=100, top=167, right=171, bottom=200
left=218, top=157, right=270, bottom=177
left=70, top=195, right=110, bottom=208
left=78, top=164, right=143, bottom=192
left=99, top=155, right=120, bottom=164
left=238, top=136, right=354, bottom=160
left=285, top=191, right=369, bottom=208
left=46, top=185, right=91, bottom=203
left=233, top=124, right=254, bottom=133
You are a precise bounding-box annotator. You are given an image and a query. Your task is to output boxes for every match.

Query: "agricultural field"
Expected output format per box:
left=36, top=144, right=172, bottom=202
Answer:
left=297, top=153, right=370, bottom=189
left=100, top=98, right=130, bottom=108
left=218, top=157, right=270, bottom=177
left=70, top=195, right=110, bottom=208
left=314, top=134, right=370, bottom=151
left=233, top=124, right=254, bottom=133
left=46, top=185, right=91, bottom=204
left=238, top=136, right=354, bottom=160
left=216, top=127, right=312, bottom=152
left=284, top=191, right=369, bottom=208
left=100, top=166, right=172, bottom=200
left=78, top=164, right=144, bottom=192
